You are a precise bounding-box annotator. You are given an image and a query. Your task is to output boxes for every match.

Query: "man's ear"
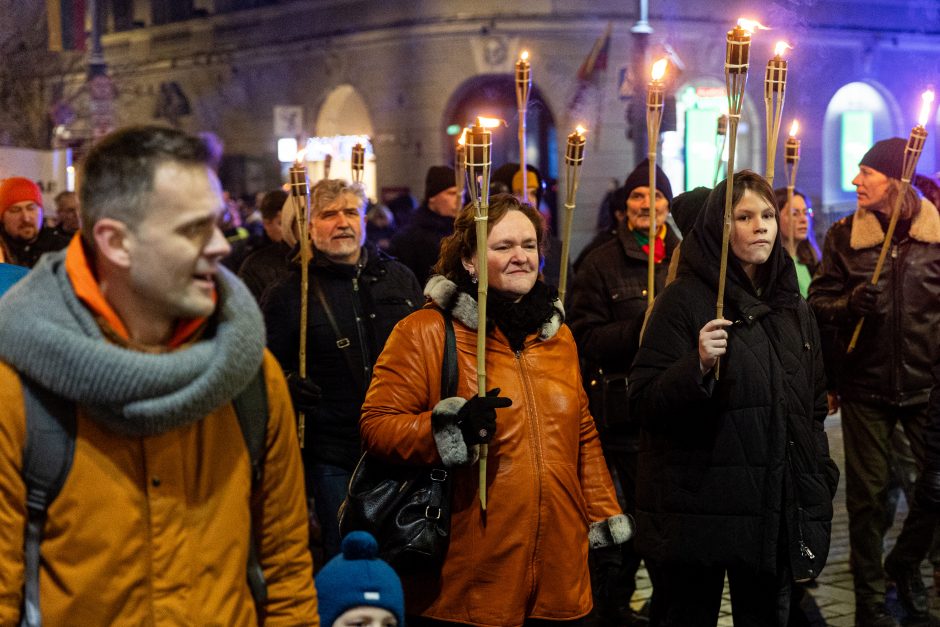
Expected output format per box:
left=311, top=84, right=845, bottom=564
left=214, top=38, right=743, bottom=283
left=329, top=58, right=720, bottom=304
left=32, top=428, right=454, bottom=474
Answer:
left=92, top=219, right=133, bottom=269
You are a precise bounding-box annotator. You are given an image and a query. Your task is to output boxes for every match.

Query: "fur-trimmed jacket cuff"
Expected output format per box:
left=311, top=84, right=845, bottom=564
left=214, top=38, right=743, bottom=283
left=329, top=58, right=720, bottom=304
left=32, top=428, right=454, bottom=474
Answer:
left=588, top=514, right=635, bottom=548
left=431, top=396, right=479, bottom=467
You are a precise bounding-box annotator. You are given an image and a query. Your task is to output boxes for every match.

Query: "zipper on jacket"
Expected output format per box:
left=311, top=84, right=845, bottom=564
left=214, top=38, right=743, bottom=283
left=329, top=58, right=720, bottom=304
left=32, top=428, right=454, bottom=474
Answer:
left=785, top=443, right=817, bottom=577
left=890, top=243, right=900, bottom=401
left=516, top=349, right=544, bottom=600
left=351, top=273, right=372, bottom=382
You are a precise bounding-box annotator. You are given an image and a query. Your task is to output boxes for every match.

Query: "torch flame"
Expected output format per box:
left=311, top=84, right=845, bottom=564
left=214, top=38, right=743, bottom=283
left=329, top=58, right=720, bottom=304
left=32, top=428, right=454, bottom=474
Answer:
left=457, top=128, right=468, bottom=146
left=737, top=18, right=770, bottom=33
left=520, top=50, right=529, bottom=62
left=576, top=125, right=587, bottom=136
left=775, top=41, right=792, bottom=57
left=294, top=148, right=306, bottom=164
left=789, top=120, right=799, bottom=137
left=651, top=58, right=668, bottom=81
left=918, top=89, right=935, bottom=127
left=477, top=116, right=502, bottom=129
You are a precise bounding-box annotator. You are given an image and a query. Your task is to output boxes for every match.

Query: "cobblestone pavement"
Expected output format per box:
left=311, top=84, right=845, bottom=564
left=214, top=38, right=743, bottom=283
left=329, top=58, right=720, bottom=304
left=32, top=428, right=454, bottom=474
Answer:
left=617, top=413, right=940, bottom=626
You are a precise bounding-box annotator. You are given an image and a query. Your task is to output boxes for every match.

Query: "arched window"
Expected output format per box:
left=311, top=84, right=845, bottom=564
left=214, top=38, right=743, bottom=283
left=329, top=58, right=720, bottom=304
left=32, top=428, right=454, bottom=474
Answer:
left=661, top=79, right=760, bottom=193
left=822, top=82, right=898, bottom=212
left=443, top=75, right=558, bottom=216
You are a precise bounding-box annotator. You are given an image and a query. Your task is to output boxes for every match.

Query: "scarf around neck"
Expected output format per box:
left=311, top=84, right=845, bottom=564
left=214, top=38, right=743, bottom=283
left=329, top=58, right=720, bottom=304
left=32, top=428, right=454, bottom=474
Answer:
left=0, top=249, right=265, bottom=437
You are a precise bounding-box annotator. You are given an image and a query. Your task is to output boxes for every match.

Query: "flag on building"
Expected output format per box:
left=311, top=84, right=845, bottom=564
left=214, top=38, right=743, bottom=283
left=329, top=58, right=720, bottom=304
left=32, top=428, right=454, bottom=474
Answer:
left=47, top=0, right=86, bottom=52
left=568, top=23, right=612, bottom=132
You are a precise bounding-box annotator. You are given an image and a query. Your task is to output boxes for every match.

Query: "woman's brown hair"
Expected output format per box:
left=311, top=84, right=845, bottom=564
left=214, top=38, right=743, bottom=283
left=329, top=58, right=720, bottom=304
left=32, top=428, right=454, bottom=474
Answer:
left=433, top=193, right=544, bottom=280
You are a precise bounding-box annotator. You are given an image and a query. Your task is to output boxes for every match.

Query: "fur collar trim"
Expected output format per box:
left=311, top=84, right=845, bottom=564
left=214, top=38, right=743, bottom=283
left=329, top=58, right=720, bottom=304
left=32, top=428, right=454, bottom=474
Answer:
left=423, top=275, right=564, bottom=341
left=850, top=198, right=940, bottom=249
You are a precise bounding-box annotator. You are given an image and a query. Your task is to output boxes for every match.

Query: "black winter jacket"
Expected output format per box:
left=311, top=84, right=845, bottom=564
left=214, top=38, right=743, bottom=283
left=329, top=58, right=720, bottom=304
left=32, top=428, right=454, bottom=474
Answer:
left=629, top=177, right=839, bottom=580
left=808, top=200, right=940, bottom=406
left=388, top=204, right=454, bottom=287
left=263, top=244, right=422, bottom=470
left=1, top=227, right=70, bottom=268
left=568, top=223, right=679, bottom=448
left=238, top=239, right=291, bottom=303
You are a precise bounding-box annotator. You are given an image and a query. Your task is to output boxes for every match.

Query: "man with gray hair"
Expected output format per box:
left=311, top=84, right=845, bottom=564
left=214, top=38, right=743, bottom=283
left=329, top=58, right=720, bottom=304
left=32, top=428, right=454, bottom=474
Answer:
left=263, top=179, right=422, bottom=561
left=0, top=125, right=317, bottom=624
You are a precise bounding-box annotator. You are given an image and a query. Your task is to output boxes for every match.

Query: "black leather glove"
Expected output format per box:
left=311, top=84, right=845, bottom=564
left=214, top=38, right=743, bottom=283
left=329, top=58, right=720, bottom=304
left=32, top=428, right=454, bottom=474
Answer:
left=286, top=372, right=322, bottom=415
left=456, top=388, right=512, bottom=445
left=915, top=469, right=940, bottom=513
left=848, top=282, right=884, bottom=316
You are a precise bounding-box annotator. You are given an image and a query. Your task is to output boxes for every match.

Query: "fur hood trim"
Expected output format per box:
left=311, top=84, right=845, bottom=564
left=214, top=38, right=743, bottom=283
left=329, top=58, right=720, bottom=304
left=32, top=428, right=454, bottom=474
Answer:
left=850, top=198, right=940, bottom=249
left=423, top=275, right=564, bottom=341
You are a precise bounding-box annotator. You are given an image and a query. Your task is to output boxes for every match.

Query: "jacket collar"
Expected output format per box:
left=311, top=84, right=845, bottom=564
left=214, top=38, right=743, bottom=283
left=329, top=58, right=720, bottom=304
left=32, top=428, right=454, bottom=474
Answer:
left=850, top=198, right=940, bottom=249
left=423, top=274, right=565, bottom=341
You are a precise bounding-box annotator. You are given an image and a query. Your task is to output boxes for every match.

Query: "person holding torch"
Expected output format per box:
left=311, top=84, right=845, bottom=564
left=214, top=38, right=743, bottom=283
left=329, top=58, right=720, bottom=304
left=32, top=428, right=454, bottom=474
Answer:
left=630, top=171, right=838, bottom=625
left=360, top=193, right=632, bottom=627
left=809, top=130, right=940, bottom=625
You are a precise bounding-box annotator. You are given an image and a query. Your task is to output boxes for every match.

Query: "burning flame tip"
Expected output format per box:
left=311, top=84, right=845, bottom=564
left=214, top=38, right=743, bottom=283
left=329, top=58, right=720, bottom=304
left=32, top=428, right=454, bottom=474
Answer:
left=651, top=58, right=668, bottom=80
left=918, top=89, right=936, bottom=126
left=789, top=120, right=799, bottom=137
left=477, top=116, right=502, bottom=128
left=294, top=149, right=306, bottom=163
left=521, top=50, right=529, bottom=61
left=457, top=128, right=468, bottom=145
left=576, top=125, right=587, bottom=135
left=737, top=18, right=770, bottom=33
left=775, top=41, right=792, bottom=56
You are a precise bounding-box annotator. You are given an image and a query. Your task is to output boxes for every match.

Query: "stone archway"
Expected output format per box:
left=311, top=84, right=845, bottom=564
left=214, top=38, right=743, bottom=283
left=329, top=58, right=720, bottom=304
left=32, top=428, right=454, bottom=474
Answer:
left=315, top=84, right=374, bottom=136
left=443, top=74, right=558, bottom=204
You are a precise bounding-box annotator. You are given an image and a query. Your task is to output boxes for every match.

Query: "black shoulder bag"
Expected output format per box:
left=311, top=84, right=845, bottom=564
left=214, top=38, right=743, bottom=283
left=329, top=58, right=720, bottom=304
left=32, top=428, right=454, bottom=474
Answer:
left=338, top=310, right=457, bottom=574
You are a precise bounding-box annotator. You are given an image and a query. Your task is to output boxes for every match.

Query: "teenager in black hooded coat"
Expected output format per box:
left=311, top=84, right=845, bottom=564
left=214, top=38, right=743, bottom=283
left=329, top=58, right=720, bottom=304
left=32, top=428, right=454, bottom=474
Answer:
left=628, top=171, right=839, bottom=626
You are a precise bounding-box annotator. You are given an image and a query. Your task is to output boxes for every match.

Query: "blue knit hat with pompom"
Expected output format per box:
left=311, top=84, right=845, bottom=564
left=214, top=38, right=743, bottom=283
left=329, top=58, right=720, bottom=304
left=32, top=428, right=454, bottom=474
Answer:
left=315, top=531, right=405, bottom=627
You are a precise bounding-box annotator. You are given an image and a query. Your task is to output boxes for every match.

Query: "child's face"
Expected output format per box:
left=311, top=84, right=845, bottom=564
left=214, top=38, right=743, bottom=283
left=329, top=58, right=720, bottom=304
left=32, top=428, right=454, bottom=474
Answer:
left=333, top=606, right=397, bottom=627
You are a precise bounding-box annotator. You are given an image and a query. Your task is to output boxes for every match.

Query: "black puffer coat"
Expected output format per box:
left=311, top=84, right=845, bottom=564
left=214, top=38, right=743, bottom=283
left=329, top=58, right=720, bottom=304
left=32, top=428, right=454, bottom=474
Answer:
left=388, top=204, right=454, bottom=287
left=808, top=199, right=940, bottom=405
left=263, top=244, right=422, bottom=470
left=629, top=177, right=839, bottom=580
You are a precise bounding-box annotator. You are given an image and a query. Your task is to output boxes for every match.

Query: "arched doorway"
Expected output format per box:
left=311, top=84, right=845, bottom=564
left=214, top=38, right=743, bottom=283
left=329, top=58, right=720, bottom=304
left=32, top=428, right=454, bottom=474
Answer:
left=309, top=85, right=376, bottom=193
left=443, top=75, right=558, bottom=224
left=822, top=81, right=899, bottom=214
left=316, top=85, right=374, bottom=136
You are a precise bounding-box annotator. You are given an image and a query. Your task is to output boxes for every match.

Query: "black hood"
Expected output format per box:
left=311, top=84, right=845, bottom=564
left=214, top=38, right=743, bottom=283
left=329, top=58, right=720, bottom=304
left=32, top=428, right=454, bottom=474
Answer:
left=678, top=174, right=799, bottom=315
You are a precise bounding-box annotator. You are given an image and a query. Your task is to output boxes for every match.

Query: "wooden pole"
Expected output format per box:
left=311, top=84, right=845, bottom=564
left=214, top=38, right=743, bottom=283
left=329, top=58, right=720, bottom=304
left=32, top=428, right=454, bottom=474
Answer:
left=558, top=128, right=586, bottom=303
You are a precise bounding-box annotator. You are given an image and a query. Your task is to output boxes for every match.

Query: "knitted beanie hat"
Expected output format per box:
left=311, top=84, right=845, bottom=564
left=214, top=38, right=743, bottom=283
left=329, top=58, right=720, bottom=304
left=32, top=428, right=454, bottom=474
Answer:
left=425, top=166, right=456, bottom=202
left=609, top=159, right=673, bottom=221
left=859, top=137, right=907, bottom=180
left=622, top=159, right=673, bottom=204
left=0, top=177, right=43, bottom=216
left=315, top=532, right=405, bottom=627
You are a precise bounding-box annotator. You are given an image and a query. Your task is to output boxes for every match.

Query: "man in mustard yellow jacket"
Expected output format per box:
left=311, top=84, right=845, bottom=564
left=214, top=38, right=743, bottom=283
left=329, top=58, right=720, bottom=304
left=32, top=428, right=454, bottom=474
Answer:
left=0, top=126, right=318, bottom=625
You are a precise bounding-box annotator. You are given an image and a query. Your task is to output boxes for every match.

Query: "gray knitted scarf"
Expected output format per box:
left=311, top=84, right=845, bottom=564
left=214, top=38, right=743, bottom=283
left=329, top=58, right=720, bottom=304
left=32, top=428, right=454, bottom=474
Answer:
left=0, top=249, right=265, bottom=437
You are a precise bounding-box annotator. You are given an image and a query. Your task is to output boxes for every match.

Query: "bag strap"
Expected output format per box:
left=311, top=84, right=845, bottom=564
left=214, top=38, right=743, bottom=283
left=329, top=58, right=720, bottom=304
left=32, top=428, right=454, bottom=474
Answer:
left=231, top=367, right=269, bottom=617
left=19, top=378, right=75, bottom=627
left=313, top=280, right=367, bottom=395
left=440, top=311, right=457, bottom=399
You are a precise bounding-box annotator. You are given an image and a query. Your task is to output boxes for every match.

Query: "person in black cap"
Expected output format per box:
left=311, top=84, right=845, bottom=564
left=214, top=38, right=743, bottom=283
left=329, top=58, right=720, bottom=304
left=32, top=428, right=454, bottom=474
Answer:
left=388, top=165, right=458, bottom=287
left=565, top=158, right=678, bottom=624
left=809, top=137, right=940, bottom=626
left=573, top=159, right=675, bottom=274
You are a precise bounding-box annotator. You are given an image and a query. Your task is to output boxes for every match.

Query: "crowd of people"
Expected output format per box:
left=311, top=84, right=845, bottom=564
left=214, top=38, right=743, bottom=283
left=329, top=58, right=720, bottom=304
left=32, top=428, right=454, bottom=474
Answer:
left=0, top=123, right=938, bottom=627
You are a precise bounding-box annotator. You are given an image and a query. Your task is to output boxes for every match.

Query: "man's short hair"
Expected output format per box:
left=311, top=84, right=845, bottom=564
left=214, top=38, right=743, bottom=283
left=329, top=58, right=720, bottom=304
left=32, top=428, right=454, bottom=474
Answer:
left=54, top=190, right=77, bottom=206
left=310, top=179, right=367, bottom=215
left=259, top=189, right=288, bottom=221
left=79, top=125, right=210, bottom=244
